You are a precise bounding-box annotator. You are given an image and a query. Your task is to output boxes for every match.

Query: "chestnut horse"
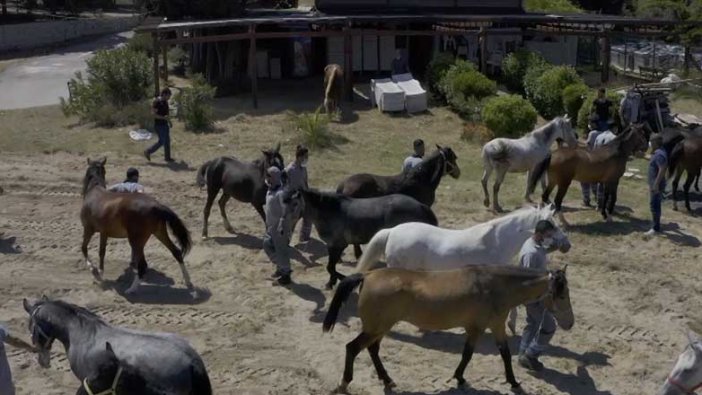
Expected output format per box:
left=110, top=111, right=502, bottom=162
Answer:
left=528, top=125, right=648, bottom=225
left=81, top=158, right=194, bottom=295
left=669, top=136, right=702, bottom=212
left=324, top=64, right=343, bottom=115
left=323, top=265, right=573, bottom=393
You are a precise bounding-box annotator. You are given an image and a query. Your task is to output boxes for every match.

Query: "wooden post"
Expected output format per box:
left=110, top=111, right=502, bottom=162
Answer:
left=479, top=27, right=487, bottom=75
left=249, top=25, right=258, bottom=109
left=152, top=32, right=160, bottom=97
left=162, top=45, right=168, bottom=83
left=600, top=32, right=611, bottom=83
left=684, top=45, right=691, bottom=74
left=623, top=38, right=628, bottom=72
left=343, top=28, right=353, bottom=102
left=652, top=40, right=657, bottom=71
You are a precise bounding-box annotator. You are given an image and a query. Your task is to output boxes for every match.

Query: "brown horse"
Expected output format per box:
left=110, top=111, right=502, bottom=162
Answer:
left=528, top=125, right=648, bottom=225
left=324, top=64, right=343, bottom=115
left=81, top=158, right=194, bottom=295
left=669, top=136, right=702, bottom=212
left=323, top=265, right=573, bottom=393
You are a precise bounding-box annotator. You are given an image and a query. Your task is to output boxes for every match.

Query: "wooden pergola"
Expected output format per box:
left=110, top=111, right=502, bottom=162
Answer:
left=136, top=10, right=702, bottom=108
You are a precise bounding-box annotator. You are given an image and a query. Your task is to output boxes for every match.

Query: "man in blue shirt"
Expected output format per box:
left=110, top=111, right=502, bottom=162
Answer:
left=645, top=134, right=668, bottom=237
left=108, top=168, right=145, bottom=193
left=402, top=139, right=425, bottom=173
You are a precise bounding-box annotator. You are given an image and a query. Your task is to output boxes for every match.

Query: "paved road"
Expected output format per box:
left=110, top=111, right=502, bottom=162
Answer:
left=0, top=31, right=133, bottom=110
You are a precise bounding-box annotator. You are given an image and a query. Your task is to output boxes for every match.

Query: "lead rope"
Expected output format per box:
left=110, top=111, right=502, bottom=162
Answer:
left=82, top=367, right=123, bottom=395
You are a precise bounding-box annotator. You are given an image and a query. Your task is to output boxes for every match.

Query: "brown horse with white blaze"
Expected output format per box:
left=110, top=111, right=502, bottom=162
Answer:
left=80, top=158, right=194, bottom=295
left=324, top=64, right=343, bottom=115
left=323, top=265, right=574, bottom=393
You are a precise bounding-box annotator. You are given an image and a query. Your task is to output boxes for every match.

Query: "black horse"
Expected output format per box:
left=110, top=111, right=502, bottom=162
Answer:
left=282, top=189, right=438, bottom=289
left=336, top=145, right=459, bottom=258
left=77, top=342, right=160, bottom=395
left=196, top=144, right=284, bottom=238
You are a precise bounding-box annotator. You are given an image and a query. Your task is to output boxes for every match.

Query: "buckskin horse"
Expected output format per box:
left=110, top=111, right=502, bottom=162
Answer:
left=323, top=265, right=574, bottom=393
left=81, top=158, right=195, bottom=295
left=324, top=64, right=343, bottom=115
left=196, top=144, right=284, bottom=238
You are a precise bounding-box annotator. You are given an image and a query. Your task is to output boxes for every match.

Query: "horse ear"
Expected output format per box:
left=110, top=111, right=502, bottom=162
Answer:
left=41, top=295, right=49, bottom=301
left=274, top=142, right=281, bottom=152
left=105, top=342, right=115, bottom=355
left=562, top=263, right=568, bottom=273
left=87, top=158, right=91, bottom=165
left=23, top=298, right=32, bottom=313
left=436, top=144, right=442, bottom=150
left=99, top=157, right=107, bottom=166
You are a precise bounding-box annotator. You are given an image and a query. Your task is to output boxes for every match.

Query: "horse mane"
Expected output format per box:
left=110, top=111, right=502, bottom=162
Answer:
left=529, top=118, right=558, bottom=142
left=37, top=300, right=106, bottom=328
left=82, top=165, right=106, bottom=197
left=465, top=264, right=547, bottom=279
left=303, top=188, right=345, bottom=210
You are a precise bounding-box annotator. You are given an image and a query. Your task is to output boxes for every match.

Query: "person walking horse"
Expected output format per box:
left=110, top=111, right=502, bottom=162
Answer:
left=285, top=145, right=312, bottom=244
left=108, top=168, right=145, bottom=193
left=645, top=134, right=669, bottom=238
left=0, top=324, right=36, bottom=395
left=264, top=167, right=293, bottom=286
left=144, top=88, right=174, bottom=163
left=518, top=220, right=571, bottom=371
left=402, top=139, right=425, bottom=173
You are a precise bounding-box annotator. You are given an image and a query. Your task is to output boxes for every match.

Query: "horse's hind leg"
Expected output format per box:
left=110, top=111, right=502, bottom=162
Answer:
left=218, top=194, right=234, bottom=233
left=81, top=226, right=98, bottom=278
left=672, top=169, right=683, bottom=211
left=125, top=234, right=148, bottom=295
left=684, top=172, right=695, bottom=213
left=154, top=226, right=195, bottom=292
left=202, top=190, right=218, bottom=239
left=608, top=181, right=619, bottom=218
left=97, top=233, right=107, bottom=279
left=454, top=328, right=481, bottom=388
left=326, top=246, right=345, bottom=289
left=490, top=322, right=520, bottom=388
left=492, top=168, right=507, bottom=212
left=368, top=338, right=395, bottom=388
left=336, top=332, right=378, bottom=394
left=481, top=165, right=492, bottom=208
left=554, top=183, right=571, bottom=227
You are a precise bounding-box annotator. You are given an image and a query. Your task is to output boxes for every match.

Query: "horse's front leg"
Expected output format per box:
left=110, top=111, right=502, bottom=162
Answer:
left=554, top=184, right=571, bottom=228
left=326, top=246, right=345, bottom=289
left=608, top=181, right=619, bottom=218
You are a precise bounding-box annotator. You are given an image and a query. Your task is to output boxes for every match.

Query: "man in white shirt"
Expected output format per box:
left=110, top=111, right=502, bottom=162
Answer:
left=402, top=139, right=425, bottom=173
left=108, top=168, right=145, bottom=193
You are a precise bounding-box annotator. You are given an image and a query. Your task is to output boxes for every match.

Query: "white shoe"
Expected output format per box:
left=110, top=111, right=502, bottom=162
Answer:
left=643, top=229, right=661, bottom=238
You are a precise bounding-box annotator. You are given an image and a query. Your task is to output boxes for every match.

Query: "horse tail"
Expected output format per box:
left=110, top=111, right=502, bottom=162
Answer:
left=323, top=273, right=364, bottom=333
left=668, top=140, right=685, bottom=178
left=189, top=359, right=213, bottom=395
left=335, top=180, right=345, bottom=194
left=355, top=228, right=391, bottom=273
left=527, top=154, right=551, bottom=196
left=154, top=205, right=192, bottom=256
left=696, top=172, right=700, bottom=192
left=196, top=159, right=216, bottom=188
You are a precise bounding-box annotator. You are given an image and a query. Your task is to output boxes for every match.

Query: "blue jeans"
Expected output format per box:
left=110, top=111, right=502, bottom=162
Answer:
left=650, top=190, right=663, bottom=232
left=147, top=123, right=171, bottom=159
left=596, top=119, right=609, bottom=132
left=519, top=302, right=556, bottom=358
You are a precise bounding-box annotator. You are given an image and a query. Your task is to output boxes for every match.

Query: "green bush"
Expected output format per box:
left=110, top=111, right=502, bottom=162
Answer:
left=127, top=33, right=154, bottom=57
left=439, top=60, right=496, bottom=119
left=528, top=66, right=583, bottom=119
left=168, top=46, right=188, bottom=75
left=61, top=48, right=153, bottom=126
left=291, top=107, right=332, bottom=148
left=501, top=50, right=548, bottom=93
left=425, top=52, right=455, bottom=98
left=482, top=95, right=538, bottom=138
left=562, top=83, right=589, bottom=125
left=523, top=62, right=554, bottom=103
left=577, top=90, right=624, bottom=132
left=175, top=73, right=216, bottom=132
left=524, top=0, right=583, bottom=12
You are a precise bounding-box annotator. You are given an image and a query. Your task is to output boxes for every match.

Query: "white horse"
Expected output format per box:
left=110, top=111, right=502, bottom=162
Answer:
left=355, top=204, right=571, bottom=334
left=659, top=332, right=702, bottom=395
left=481, top=116, right=578, bottom=212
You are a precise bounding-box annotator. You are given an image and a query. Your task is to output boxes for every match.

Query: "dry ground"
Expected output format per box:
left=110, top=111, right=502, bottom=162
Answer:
left=1, top=80, right=702, bottom=395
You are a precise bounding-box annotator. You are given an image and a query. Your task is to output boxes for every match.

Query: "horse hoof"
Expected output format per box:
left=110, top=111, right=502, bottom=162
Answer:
left=383, top=380, right=397, bottom=389
left=201, top=235, right=209, bottom=240
left=494, top=206, right=504, bottom=213
left=224, top=225, right=235, bottom=234
left=483, top=199, right=490, bottom=208
left=331, top=382, right=349, bottom=394
left=325, top=282, right=335, bottom=290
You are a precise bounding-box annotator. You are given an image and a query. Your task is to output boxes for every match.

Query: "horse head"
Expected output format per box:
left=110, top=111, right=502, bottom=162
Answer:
left=555, top=116, right=578, bottom=147
left=437, top=145, right=461, bottom=179
left=658, top=332, right=702, bottom=395
left=544, top=265, right=574, bottom=330
left=537, top=204, right=571, bottom=253
left=261, top=143, right=284, bottom=171
left=622, top=125, right=649, bottom=158
left=83, top=157, right=107, bottom=196
left=23, top=296, right=54, bottom=369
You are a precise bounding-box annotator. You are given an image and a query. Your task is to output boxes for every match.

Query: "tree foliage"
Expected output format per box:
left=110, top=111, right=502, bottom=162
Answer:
left=523, top=0, right=583, bottom=12
left=482, top=95, right=539, bottom=138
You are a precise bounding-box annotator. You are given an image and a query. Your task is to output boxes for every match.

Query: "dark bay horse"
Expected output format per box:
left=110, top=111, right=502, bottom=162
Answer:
left=669, top=136, right=702, bottom=212
left=81, top=158, right=194, bottom=295
left=528, top=126, right=648, bottom=225
left=323, top=265, right=573, bottom=393
left=24, top=297, right=212, bottom=395
left=77, top=342, right=161, bottom=395
left=196, top=144, right=284, bottom=238
left=282, top=189, right=438, bottom=289
left=336, top=145, right=459, bottom=257
left=324, top=64, right=343, bottom=115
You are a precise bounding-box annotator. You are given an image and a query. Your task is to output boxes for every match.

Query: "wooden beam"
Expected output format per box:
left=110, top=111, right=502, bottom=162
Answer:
left=479, top=27, right=487, bottom=74
left=601, top=33, right=611, bottom=83
left=249, top=25, right=258, bottom=109
left=162, top=44, right=168, bottom=83
left=343, top=28, right=353, bottom=102
left=152, top=32, right=160, bottom=97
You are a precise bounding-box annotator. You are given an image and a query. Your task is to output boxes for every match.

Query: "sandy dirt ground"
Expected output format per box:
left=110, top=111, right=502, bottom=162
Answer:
left=1, top=84, right=702, bottom=395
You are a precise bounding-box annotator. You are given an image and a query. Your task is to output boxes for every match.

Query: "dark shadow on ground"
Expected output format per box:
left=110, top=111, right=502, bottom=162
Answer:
left=146, top=159, right=195, bottom=172
left=103, top=267, right=210, bottom=305
left=289, top=282, right=327, bottom=322
left=213, top=234, right=263, bottom=250
left=0, top=235, right=21, bottom=254
left=662, top=223, right=701, bottom=247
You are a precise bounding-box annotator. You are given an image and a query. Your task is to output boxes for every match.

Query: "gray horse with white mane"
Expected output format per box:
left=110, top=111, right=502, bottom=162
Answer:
left=23, top=297, right=211, bottom=395
left=481, top=116, right=577, bottom=212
